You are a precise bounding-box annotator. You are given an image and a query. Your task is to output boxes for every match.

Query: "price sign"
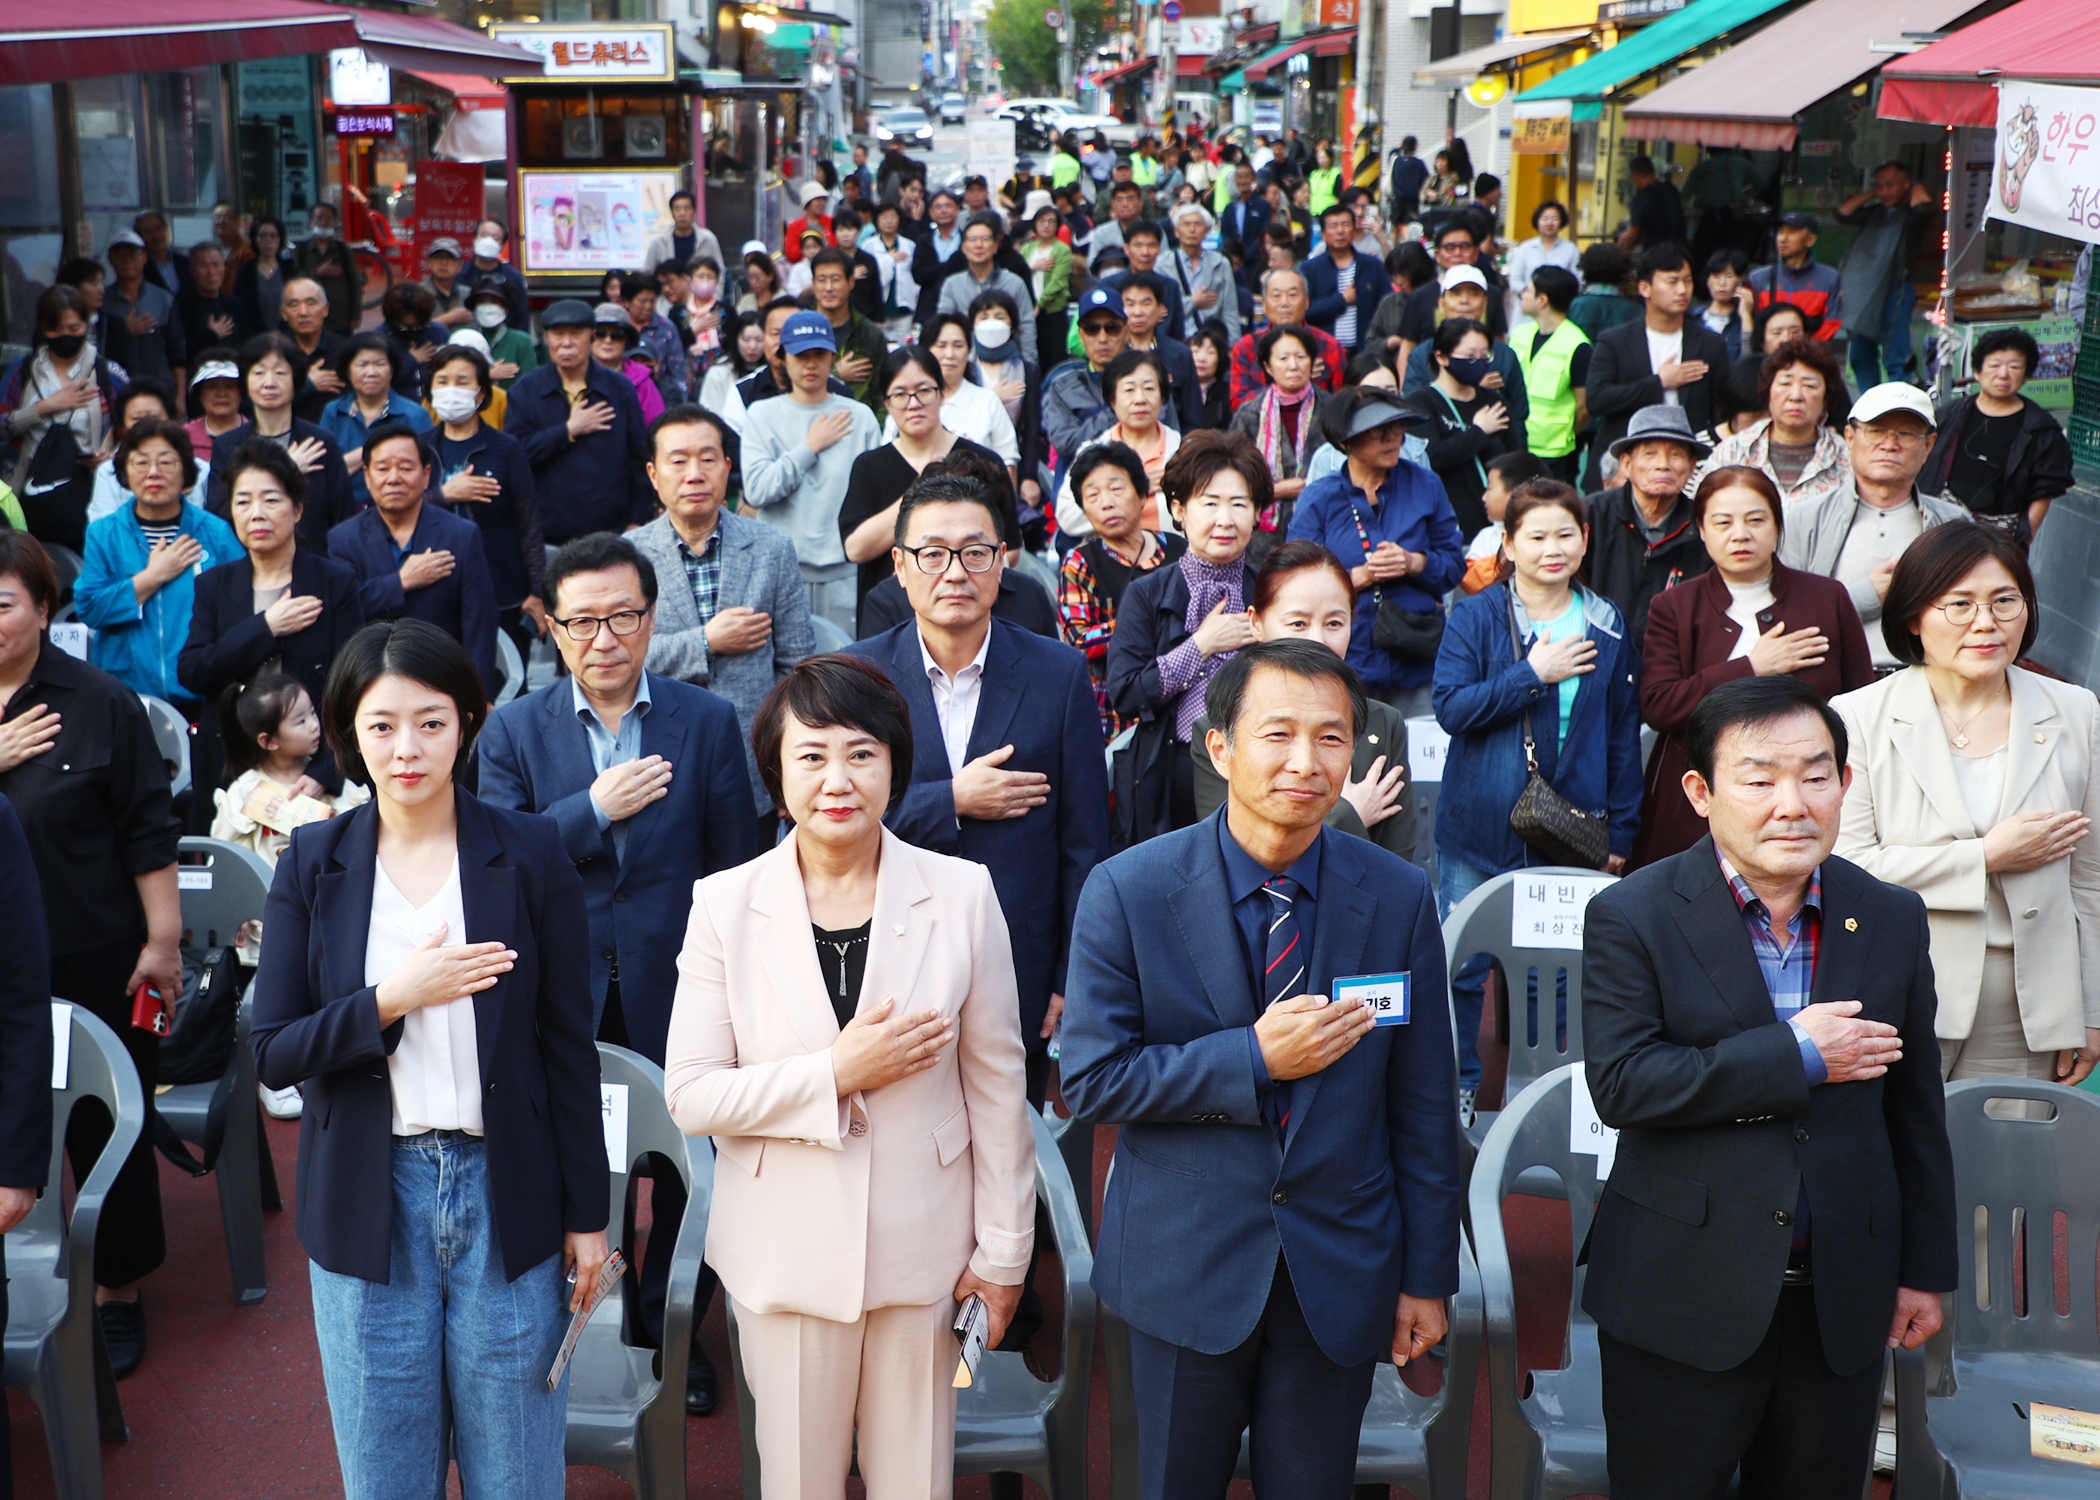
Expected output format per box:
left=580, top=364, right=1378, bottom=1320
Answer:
left=1511, top=873, right=1613, bottom=950
left=1404, top=716, right=1449, bottom=784
left=1569, top=1062, right=1618, bottom=1178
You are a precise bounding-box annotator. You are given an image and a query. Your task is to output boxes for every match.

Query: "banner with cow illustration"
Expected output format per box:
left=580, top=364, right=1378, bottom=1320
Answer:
left=1990, top=80, right=2100, bottom=245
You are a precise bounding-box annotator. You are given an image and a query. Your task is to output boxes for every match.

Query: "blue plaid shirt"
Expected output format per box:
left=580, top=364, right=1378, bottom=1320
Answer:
left=1715, top=849, right=1830, bottom=1087
left=676, top=526, right=725, bottom=629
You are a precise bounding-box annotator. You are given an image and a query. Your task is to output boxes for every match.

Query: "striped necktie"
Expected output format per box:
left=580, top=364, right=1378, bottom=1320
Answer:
left=1262, top=876, right=1305, bottom=1010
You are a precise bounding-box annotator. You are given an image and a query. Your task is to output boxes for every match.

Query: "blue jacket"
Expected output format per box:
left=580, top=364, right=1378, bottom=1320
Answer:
left=502, top=361, right=653, bottom=543
left=326, top=502, right=500, bottom=698
left=74, top=501, right=245, bottom=705
left=1287, top=465, right=1466, bottom=694
left=847, top=620, right=1109, bottom=1042
left=317, top=391, right=434, bottom=510
left=1219, top=195, right=1272, bottom=265
left=428, top=421, right=544, bottom=610
left=1061, top=813, right=1464, bottom=1364
left=251, top=793, right=607, bottom=1283
left=475, top=672, right=757, bottom=1063
left=1303, top=249, right=1395, bottom=357
left=1431, top=582, right=1643, bottom=874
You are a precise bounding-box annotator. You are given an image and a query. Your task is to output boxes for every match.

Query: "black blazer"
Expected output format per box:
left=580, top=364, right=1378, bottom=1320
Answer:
left=1582, top=317, right=1734, bottom=491
left=177, top=549, right=366, bottom=793
left=0, top=796, right=53, bottom=1190
left=206, top=420, right=358, bottom=551
left=250, top=792, right=607, bottom=1283
left=1579, top=840, right=1957, bottom=1378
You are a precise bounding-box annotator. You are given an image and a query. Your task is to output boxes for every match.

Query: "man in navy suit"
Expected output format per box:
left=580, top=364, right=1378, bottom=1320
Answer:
left=475, top=530, right=754, bottom=1415
left=1219, top=161, right=1273, bottom=271
left=846, top=472, right=1109, bottom=1104
left=1061, top=639, right=1464, bottom=1500
left=1303, top=202, right=1395, bottom=359
left=327, top=421, right=500, bottom=697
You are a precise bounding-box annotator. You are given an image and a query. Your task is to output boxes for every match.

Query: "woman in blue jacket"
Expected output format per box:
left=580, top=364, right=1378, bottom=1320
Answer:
left=1431, top=478, right=1642, bottom=1121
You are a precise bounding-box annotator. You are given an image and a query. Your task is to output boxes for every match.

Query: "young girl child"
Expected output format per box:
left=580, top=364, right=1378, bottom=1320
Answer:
left=211, top=671, right=369, bottom=867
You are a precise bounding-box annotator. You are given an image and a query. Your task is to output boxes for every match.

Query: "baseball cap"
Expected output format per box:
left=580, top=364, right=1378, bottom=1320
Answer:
left=778, top=310, right=838, bottom=356
left=425, top=236, right=464, bottom=258
left=190, top=360, right=239, bottom=388
left=108, top=230, right=147, bottom=251
left=540, top=298, right=596, bottom=330
left=1439, top=265, right=1489, bottom=293
left=592, top=302, right=636, bottom=337
left=466, top=276, right=511, bottom=305
left=1848, top=382, right=1937, bottom=429
left=798, top=181, right=830, bottom=208
left=1778, top=211, right=1819, bottom=231
left=1074, top=285, right=1127, bottom=324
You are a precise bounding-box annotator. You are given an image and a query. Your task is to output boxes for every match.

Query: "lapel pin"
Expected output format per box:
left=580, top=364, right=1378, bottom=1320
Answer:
left=1367, top=733, right=1379, bottom=744
left=2036, top=733, right=2047, bottom=744
left=1845, top=918, right=1858, bottom=932
left=893, top=923, right=906, bottom=936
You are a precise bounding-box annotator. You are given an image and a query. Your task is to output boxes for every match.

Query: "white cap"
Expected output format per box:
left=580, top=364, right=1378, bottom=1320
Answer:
left=445, top=328, right=492, bottom=359
left=1439, top=265, right=1488, bottom=293
left=740, top=239, right=770, bottom=258
left=108, top=230, right=147, bottom=250
left=190, top=360, right=239, bottom=387
left=798, top=181, right=830, bottom=208
left=1848, top=381, right=1937, bottom=429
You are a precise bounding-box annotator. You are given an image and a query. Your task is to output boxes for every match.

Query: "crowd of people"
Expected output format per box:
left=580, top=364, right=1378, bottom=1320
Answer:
left=0, top=130, right=2093, bottom=1500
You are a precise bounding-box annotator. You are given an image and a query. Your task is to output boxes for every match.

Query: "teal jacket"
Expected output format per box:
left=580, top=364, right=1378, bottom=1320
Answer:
left=75, top=501, right=244, bottom=706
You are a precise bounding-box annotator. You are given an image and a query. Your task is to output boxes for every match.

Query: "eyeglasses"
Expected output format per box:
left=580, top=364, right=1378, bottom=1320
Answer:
left=885, top=386, right=939, bottom=408
left=1854, top=424, right=1930, bottom=448
left=898, top=543, right=1000, bottom=574
left=550, top=607, right=652, bottom=641
left=1931, top=595, right=2027, bottom=626
left=1079, top=321, right=1121, bottom=337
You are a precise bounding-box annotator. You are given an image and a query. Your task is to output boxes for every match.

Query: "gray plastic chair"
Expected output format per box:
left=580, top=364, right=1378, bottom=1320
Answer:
left=1443, top=869, right=1612, bottom=1151
left=564, top=1043, right=710, bottom=1500
left=1471, top=1064, right=1609, bottom=1500
left=494, top=629, right=526, bottom=706
left=5, top=1006, right=145, bottom=1500
left=163, top=837, right=282, bottom=1303
left=730, top=1109, right=1094, bottom=1499
left=138, top=693, right=191, bottom=798
left=1893, top=1079, right=2100, bottom=1500
left=809, top=614, right=852, bottom=654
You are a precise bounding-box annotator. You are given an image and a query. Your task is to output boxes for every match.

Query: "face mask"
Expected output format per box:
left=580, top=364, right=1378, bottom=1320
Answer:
left=431, top=388, right=480, bottom=424
left=973, top=320, right=1012, bottom=361
left=309, top=224, right=334, bottom=241
left=45, top=333, right=86, bottom=360
left=474, top=303, right=508, bottom=330
left=1445, top=355, right=1494, bottom=388
left=473, top=236, right=503, bottom=259
left=694, top=277, right=718, bottom=301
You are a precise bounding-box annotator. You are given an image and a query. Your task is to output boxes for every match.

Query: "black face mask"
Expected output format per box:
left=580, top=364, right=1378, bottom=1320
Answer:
left=46, top=333, right=86, bottom=360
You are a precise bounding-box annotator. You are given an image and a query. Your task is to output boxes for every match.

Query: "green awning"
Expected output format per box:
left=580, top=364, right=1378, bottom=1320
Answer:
left=1216, top=67, right=1246, bottom=95
left=1514, top=0, right=1796, bottom=105
left=768, top=22, right=812, bottom=50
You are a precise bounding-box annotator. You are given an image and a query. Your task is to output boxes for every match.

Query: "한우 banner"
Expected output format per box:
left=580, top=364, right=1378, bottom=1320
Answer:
left=1990, top=80, right=2100, bottom=246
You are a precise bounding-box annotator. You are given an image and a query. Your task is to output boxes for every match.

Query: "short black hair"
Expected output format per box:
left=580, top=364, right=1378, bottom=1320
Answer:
left=1636, top=242, right=1691, bottom=282
left=1971, top=326, right=2040, bottom=380
left=1682, top=676, right=1848, bottom=786
left=669, top=190, right=695, bottom=209
left=1434, top=221, right=1477, bottom=249
left=1579, top=241, right=1632, bottom=290
left=1485, top=451, right=1548, bottom=489
left=808, top=245, right=855, bottom=278
left=115, top=416, right=199, bottom=493
left=751, top=654, right=915, bottom=815
left=426, top=343, right=492, bottom=405
left=1110, top=180, right=1144, bottom=200
left=966, top=287, right=1022, bottom=328
left=1205, top=637, right=1366, bottom=743
left=1474, top=173, right=1502, bottom=196
left=1431, top=315, right=1491, bottom=360
left=963, top=210, right=1006, bottom=240
left=1120, top=269, right=1170, bottom=306
left=221, top=437, right=308, bottom=509
left=878, top=344, right=944, bottom=397
left=115, top=377, right=178, bottom=428
left=1123, top=219, right=1163, bottom=246
left=1530, top=199, right=1569, bottom=231
left=323, top=619, right=488, bottom=786
left=55, top=256, right=105, bottom=288
left=545, top=531, right=659, bottom=614
left=1318, top=201, right=1356, bottom=224
left=646, top=402, right=739, bottom=466
left=1880, top=519, right=2039, bottom=665
left=362, top=418, right=430, bottom=471
left=1100, top=346, right=1169, bottom=404
left=239, top=331, right=308, bottom=385
left=618, top=270, right=662, bottom=300
left=1257, top=322, right=1316, bottom=368
left=336, top=330, right=400, bottom=383
left=1068, top=440, right=1149, bottom=504
left=892, top=472, right=1003, bottom=548
left=1530, top=264, right=1579, bottom=312
left=1706, top=248, right=1751, bottom=278
left=1629, top=155, right=1657, bottom=177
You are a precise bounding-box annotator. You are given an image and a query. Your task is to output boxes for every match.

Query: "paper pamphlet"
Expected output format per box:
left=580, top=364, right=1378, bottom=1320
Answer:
left=546, top=1249, right=626, bottom=1390
left=2032, top=1402, right=2100, bottom=1466
left=240, top=778, right=337, bottom=835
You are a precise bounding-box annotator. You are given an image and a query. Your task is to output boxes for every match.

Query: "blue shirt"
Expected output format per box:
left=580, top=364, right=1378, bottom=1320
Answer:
left=575, top=672, right=654, bottom=863
left=1218, top=815, right=1324, bottom=1115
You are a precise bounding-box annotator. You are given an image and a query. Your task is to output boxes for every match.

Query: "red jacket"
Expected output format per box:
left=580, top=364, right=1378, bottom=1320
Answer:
left=784, top=213, right=835, bottom=261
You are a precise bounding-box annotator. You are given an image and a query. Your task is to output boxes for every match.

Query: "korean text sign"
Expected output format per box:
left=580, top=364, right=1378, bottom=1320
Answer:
left=1991, top=80, right=2100, bottom=246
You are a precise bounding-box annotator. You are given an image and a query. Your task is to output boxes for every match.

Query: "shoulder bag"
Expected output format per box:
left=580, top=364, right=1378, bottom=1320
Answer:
left=1345, top=495, right=1444, bottom=662
left=1503, top=588, right=1610, bottom=870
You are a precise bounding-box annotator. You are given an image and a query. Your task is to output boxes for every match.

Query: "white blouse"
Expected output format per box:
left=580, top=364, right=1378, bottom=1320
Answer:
left=365, top=856, right=484, bottom=1136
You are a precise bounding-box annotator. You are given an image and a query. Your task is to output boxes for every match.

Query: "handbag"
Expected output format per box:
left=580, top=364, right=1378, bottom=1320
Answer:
left=1502, top=590, right=1610, bottom=870
left=1345, top=498, right=1445, bottom=663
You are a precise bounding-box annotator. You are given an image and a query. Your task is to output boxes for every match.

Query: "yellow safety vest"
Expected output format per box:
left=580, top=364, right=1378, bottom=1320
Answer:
left=1512, top=316, right=1590, bottom=459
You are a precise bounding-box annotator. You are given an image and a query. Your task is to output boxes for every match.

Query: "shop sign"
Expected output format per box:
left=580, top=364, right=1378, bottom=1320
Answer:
left=488, top=23, right=676, bottom=84
left=335, top=112, right=395, bottom=137
left=1512, top=108, right=1571, bottom=156
left=412, top=160, right=487, bottom=280
left=329, top=49, right=391, bottom=108
left=1319, top=0, right=1360, bottom=25
left=518, top=168, right=681, bottom=275
left=1991, top=80, right=2100, bottom=245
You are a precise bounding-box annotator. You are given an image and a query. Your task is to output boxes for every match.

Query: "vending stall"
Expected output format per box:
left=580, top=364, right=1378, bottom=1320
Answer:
left=488, top=22, right=698, bottom=297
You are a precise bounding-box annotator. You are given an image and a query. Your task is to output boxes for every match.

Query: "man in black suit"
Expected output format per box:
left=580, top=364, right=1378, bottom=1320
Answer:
left=1581, top=676, right=1956, bottom=1500
left=1583, top=241, right=1733, bottom=490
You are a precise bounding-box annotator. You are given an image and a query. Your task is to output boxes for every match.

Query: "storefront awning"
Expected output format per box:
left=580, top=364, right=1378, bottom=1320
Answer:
left=1093, top=55, right=1155, bottom=88
left=347, top=10, right=543, bottom=80
left=1241, top=29, right=1355, bottom=82
left=0, top=0, right=360, bottom=88
left=1622, top=0, right=1980, bottom=149
left=404, top=70, right=508, bottom=112
left=1514, top=0, right=1796, bottom=105
left=1412, top=28, right=1593, bottom=85
left=1880, top=0, right=2100, bottom=127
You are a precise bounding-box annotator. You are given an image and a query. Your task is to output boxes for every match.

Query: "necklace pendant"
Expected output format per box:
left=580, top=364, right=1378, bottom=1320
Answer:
left=1953, top=733, right=1969, bottom=749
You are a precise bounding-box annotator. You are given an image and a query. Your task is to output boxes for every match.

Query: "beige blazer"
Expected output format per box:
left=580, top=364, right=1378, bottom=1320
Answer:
left=663, top=829, right=1035, bottom=1323
left=1832, top=666, right=2100, bottom=1051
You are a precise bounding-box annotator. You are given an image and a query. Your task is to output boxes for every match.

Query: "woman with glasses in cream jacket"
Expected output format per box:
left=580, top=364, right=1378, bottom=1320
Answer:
left=1830, top=521, right=2100, bottom=1088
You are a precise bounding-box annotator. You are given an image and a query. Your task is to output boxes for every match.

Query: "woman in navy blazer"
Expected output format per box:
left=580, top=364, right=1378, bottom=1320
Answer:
left=251, top=619, right=606, bottom=1500
left=179, top=442, right=365, bottom=800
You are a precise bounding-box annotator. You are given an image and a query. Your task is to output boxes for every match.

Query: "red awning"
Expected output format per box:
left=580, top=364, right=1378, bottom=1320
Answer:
left=1311, top=27, right=1357, bottom=57
left=1880, top=0, right=2100, bottom=127
left=0, top=0, right=359, bottom=88
left=1093, top=56, right=1154, bottom=88
left=1177, top=53, right=1208, bottom=78
left=1244, top=36, right=1316, bottom=81
left=405, top=69, right=509, bottom=112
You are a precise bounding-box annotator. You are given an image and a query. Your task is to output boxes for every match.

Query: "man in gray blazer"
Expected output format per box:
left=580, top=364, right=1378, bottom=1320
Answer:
left=630, top=404, right=817, bottom=845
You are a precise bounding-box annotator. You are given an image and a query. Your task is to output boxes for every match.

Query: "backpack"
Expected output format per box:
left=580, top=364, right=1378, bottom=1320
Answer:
left=13, top=356, right=115, bottom=553
left=151, top=945, right=247, bottom=1176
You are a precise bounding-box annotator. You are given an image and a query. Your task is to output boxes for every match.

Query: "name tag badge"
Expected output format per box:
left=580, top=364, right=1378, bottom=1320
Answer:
left=1334, top=971, right=1410, bottom=1026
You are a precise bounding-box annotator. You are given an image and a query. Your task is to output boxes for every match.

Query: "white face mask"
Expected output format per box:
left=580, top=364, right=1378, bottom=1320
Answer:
left=473, top=236, right=503, bottom=260
left=430, top=387, right=481, bottom=424
left=308, top=223, right=334, bottom=241
left=473, top=303, right=508, bottom=330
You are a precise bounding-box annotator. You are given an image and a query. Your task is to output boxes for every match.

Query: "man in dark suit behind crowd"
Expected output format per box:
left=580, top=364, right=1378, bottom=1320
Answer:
left=1580, top=675, right=1956, bottom=1500
left=1583, top=241, right=1733, bottom=491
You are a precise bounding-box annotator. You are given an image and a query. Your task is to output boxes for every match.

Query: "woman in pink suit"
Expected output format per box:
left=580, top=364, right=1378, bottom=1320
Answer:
left=663, top=654, right=1035, bottom=1500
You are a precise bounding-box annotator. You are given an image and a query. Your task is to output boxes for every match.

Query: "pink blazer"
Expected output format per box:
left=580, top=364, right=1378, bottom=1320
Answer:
left=663, top=829, right=1036, bottom=1322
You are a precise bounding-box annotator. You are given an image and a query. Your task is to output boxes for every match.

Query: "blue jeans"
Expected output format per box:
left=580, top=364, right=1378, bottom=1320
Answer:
left=1437, top=856, right=1568, bottom=1094
left=1848, top=279, right=1917, bottom=392
left=309, top=1134, right=570, bottom=1500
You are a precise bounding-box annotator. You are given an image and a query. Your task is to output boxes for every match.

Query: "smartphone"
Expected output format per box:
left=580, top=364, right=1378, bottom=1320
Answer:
left=131, top=981, right=169, bottom=1036
left=952, top=1291, right=990, bottom=1388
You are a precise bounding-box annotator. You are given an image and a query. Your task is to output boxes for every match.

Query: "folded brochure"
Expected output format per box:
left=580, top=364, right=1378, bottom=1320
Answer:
left=547, top=1249, right=626, bottom=1390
